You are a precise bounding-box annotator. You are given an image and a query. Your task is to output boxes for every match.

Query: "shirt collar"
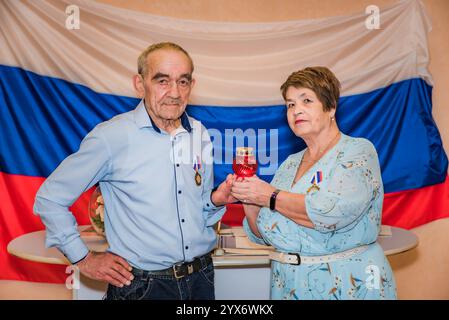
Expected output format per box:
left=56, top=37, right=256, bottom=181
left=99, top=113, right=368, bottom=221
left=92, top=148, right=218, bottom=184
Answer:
left=133, top=99, right=192, bottom=133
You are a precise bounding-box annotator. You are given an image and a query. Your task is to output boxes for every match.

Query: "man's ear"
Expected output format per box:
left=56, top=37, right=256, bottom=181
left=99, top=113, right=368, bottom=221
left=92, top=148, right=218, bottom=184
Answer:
left=133, top=74, right=145, bottom=98
left=190, top=78, right=196, bottom=90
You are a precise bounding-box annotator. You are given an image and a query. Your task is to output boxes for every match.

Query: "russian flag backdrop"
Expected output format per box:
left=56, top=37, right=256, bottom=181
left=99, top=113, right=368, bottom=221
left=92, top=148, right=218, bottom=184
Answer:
left=1, top=0, right=448, bottom=283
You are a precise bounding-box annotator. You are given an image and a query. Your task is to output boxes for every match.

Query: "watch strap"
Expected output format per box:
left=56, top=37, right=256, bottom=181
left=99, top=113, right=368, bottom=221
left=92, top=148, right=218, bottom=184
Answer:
left=270, top=189, right=281, bottom=211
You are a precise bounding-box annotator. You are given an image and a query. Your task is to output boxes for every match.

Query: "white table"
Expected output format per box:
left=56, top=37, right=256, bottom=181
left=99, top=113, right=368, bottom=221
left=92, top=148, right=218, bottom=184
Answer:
left=7, top=225, right=418, bottom=300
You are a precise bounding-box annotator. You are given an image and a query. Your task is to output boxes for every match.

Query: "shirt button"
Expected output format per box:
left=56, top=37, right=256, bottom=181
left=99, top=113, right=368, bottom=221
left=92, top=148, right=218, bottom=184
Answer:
left=206, top=203, right=210, bottom=207
left=176, top=164, right=180, bottom=167
left=185, top=246, right=189, bottom=250
left=178, top=190, right=182, bottom=194
left=181, top=219, right=185, bottom=223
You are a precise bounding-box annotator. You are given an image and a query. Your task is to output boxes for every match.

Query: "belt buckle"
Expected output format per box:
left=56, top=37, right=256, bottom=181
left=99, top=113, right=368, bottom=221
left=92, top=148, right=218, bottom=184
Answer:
left=288, top=252, right=301, bottom=265
left=173, top=263, right=185, bottom=279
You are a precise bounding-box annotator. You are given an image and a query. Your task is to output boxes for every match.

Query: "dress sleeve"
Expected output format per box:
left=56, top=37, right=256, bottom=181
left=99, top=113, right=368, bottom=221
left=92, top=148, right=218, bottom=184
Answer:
left=305, top=139, right=382, bottom=233
left=242, top=217, right=270, bottom=245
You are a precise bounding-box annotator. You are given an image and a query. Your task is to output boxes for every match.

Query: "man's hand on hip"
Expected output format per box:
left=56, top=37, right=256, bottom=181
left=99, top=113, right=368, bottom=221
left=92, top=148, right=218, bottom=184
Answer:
left=75, top=251, right=134, bottom=287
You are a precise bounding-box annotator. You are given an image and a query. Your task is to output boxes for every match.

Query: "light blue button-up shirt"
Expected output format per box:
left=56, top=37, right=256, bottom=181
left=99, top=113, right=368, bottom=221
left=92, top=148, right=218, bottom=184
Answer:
left=34, top=100, right=225, bottom=270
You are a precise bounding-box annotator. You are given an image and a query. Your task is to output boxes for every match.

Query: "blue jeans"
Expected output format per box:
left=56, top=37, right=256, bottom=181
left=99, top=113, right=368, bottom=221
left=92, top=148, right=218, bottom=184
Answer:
left=104, top=260, right=215, bottom=300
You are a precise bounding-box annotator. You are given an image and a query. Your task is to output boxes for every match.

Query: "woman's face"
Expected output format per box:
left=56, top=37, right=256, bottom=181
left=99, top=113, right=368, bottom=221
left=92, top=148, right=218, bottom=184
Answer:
left=285, top=86, right=335, bottom=139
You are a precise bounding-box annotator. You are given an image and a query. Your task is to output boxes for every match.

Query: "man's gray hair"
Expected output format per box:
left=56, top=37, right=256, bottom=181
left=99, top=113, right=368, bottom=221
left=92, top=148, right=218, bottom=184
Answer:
left=137, top=42, right=194, bottom=78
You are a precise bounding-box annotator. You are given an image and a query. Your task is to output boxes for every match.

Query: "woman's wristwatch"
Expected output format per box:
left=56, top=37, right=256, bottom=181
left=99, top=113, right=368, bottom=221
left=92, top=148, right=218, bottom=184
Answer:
left=270, top=189, right=281, bottom=211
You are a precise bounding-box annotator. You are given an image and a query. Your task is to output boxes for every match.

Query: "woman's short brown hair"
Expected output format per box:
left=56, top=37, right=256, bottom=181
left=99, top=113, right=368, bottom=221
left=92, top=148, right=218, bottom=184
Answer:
left=280, top=66, right=341, bottom=112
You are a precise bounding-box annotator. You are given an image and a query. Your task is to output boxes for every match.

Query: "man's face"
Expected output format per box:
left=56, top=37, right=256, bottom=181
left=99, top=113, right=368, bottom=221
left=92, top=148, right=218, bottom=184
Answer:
left=138, top=49, right=195, bottom=122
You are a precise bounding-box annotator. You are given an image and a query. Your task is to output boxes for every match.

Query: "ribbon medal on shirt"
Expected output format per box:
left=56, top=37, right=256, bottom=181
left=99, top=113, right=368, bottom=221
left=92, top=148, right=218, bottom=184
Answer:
left=194, top=155, right=202, bottom=186
left=307, top=171, right=323, bottom=193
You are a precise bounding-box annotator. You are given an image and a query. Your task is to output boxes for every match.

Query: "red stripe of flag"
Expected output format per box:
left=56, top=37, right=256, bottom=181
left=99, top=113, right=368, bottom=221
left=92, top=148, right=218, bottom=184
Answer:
left=1, top=171, right=449, bottom=283
left=0, top=172, right=92, bottom=283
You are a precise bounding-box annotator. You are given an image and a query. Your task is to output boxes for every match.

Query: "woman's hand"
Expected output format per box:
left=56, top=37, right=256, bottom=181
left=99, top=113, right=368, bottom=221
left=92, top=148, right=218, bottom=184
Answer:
left=231, top=175, right=276, bottom=207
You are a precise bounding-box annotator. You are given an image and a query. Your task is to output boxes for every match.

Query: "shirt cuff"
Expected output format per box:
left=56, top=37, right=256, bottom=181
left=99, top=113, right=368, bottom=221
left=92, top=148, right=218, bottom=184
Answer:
left=59, top=236, right=90, bottom=264
left=204, top=188, right=225, bottom=211
left=205, top=206, right=227, bottom=226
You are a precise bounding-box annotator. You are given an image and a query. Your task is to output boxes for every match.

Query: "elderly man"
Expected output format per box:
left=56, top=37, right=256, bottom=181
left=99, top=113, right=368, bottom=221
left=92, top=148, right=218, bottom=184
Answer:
left=34, top=42, right=236, bottom=300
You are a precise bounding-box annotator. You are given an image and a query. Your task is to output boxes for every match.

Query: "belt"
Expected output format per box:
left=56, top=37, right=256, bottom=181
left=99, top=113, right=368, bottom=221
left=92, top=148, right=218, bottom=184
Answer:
left=134, top=253, right=213, bottom=279
left=269, top=245, right=370, bottom=265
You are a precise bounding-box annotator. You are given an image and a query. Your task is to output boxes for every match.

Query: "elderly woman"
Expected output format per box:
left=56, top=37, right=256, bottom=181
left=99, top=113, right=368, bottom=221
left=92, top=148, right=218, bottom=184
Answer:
left=231, top=67, right=397, bottom=300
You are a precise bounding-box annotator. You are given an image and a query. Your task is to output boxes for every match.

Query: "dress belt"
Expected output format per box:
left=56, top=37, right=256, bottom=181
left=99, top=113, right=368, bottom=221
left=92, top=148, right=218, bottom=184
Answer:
left=269, top=245, right=370, bottom=265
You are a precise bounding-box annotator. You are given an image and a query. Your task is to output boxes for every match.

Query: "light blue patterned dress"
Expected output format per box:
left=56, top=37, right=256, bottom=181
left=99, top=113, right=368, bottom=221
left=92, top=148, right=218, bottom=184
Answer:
left=243, top=133, right=397, bottom=300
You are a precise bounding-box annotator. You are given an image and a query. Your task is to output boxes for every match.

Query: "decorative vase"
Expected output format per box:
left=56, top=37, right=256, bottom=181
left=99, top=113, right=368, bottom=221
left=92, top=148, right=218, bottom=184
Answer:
left=88, top=186, right=105, bottom=236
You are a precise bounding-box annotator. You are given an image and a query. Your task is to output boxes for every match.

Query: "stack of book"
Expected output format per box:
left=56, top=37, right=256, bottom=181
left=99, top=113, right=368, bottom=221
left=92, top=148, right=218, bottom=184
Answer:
left=216, top=226, right=274, bottom=255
